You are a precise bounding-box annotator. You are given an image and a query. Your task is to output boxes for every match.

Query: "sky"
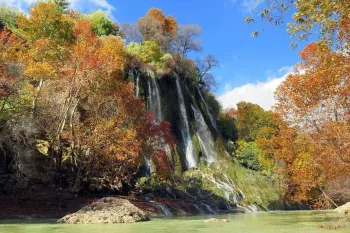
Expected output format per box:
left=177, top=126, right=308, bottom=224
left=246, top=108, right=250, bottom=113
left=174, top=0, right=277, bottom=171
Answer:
left=3, top=0, right=309, bottom=110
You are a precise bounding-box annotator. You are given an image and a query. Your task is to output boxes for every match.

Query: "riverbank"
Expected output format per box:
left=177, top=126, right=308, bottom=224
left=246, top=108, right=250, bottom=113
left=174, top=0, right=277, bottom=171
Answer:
left=0, top=187, right=93, bottom=220
left=0, top=183, right=247, bottom=221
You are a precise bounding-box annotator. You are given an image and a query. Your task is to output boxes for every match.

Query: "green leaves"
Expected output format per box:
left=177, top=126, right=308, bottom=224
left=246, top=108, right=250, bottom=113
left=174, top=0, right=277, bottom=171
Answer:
left=87, top=10, right=118, bottom=36
left=235, top=140, right=262, bottom=171
left=0, top=6, right=19, bottom=30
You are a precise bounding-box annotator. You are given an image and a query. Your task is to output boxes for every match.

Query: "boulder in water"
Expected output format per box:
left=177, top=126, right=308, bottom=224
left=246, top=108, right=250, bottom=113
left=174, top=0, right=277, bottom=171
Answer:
left=57, top=197, right=149, bottom=224
left=335, top=202, right=350, bottom=214
left=204, top=218, right=229, bottom=223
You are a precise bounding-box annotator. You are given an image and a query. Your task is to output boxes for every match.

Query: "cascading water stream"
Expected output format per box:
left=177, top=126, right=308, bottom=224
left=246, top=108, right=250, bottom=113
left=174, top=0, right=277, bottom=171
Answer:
left=196, top=87, right=219, bottom=133
left=191, top=105, right=216, bottom=163
left=192, top=204, right=204, bottom=215
left=201, top=203, right=216, bottom=214
left=201, top=172, right=244, bottom=204
left=153, top=202, right=173, bottom=216
left=136, top=72, right=140, bottom=97
left=175, top=78, right=196, bottom=168
left=147, top=74, right=172, bottom=164
left=149, top=76, right=162, bottom=122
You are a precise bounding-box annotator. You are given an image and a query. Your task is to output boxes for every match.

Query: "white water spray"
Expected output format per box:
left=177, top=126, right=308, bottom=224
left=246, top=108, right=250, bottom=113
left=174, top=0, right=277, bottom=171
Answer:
left=191, top=105, right=216, bottom=163
left=176, top=79, right=196, bottom=168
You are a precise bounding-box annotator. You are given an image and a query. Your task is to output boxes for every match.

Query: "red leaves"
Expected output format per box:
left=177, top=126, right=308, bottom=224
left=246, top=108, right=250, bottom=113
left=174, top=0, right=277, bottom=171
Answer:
left=141, top=112, right=176, bottom=176
left=73, top=20, right=95, bottom=39
left=152, top=149, right=172, bottom=179
left=144, top=112, right=176, bottom=147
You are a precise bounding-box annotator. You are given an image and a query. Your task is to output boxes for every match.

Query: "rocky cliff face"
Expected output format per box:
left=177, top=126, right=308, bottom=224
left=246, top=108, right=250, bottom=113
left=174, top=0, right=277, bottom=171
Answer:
left=127, top=69, right=282, bottom=211
left=128, top=69, right=219, bottom=170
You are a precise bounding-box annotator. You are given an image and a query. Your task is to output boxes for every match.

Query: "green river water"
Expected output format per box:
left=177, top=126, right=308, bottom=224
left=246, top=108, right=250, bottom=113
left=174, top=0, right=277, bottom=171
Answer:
left=0, top=211, right=348, bottom=233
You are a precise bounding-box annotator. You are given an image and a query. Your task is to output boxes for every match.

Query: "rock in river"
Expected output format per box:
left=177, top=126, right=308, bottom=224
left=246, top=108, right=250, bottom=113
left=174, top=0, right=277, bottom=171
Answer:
left=204, top=218, right=229, bottom=223
left=57, top=197, right=149, bottom=224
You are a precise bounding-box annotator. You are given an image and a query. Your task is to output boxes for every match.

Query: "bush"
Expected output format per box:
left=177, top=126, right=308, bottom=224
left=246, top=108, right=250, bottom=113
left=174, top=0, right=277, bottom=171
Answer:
left=234, top=140, right=262, bottom=171
left=217, top=117, right=238, bottom=141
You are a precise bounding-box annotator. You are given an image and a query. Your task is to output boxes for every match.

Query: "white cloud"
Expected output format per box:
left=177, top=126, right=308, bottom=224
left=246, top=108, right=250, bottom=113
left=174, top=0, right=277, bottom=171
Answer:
left=2, top=0, right=115, bottom=14
left=88, top=0, right=114, bottom=14
left=241, top=0, right=262, bottom=12
left=218, top=66, right=293, bottom=110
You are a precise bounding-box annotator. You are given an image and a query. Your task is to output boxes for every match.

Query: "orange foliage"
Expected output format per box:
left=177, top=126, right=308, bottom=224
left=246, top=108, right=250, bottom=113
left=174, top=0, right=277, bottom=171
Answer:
left=146, top=8, right=178, bottom=37
left=0, top=29, right=25, bottom=98
left=272, top=42, right=350, bottom=206
left=2, top=2, right=177, bottom=187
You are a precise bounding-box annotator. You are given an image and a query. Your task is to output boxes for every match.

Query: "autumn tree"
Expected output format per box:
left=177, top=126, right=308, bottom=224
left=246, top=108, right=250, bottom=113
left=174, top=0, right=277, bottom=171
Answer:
left=137, top=8, right=178, bottom=51
left=272, top=42, right=350, bottom=206
left=0, top=29, right=25, bottom=109
left=0, top=2, right=179, bottom=190
left=172, top=25, right=202, bottom=58
left=245, top=0, right=350, bottom=46
left=231, top=101, right=274, bottom=141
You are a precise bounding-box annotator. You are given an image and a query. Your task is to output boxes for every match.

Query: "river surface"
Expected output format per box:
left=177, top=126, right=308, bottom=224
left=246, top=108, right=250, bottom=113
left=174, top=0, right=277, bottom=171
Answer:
left=0, top=211, right=348, bottom=233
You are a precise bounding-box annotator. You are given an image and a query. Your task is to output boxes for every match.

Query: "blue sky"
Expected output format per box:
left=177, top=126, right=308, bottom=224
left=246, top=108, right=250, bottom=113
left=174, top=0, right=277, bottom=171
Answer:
left=3, top=0, right=309, bottom=109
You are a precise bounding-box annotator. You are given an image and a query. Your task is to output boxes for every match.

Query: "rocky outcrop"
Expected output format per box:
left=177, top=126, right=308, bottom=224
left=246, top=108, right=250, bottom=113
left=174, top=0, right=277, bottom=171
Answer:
left=335, top=202, right=350, bottom=213
left=204, top=218, right=229, bottom=223
left=57, top=197, right=149, bottom=224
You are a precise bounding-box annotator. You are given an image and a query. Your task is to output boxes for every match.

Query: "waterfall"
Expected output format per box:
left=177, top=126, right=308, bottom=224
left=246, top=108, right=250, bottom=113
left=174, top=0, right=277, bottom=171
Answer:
left=191, top=105, right=216, bottom=163
left=136, top=72, right=140, bottom=97
left=129, top=70, right=140, bottom=97
left=237, top=204, right=258, bottom=213
left=201, top=172, right=244, bottom=204
left=175, top=78, right=197, bottom=168
left=192, top=204, right=204, bottom=215
left=248, top=205, right=258, bottom=212
left=147, top=74, right=172, bottom=165
left=154, top=202, right=173, bottom=216
left=201, top=203, right=216, bottom=214
left=147, top=80, right=152, bottom=112
left=148, top=75, right=162, bottom=122
left=144, top=156, right=151, bottom=179
left=197, top=87, right=218, bottom=132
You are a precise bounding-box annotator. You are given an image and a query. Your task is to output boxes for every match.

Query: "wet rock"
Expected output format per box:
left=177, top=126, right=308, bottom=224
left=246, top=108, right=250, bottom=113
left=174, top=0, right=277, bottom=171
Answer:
left=57, top=197, right=149, bottom=224
left=15, top=179, right=29, bottom=190
left=204, top=218, right=229, bottom=223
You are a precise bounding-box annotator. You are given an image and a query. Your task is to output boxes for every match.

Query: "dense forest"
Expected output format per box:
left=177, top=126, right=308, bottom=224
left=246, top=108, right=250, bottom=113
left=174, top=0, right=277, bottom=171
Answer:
left=0, top=0, right=349, bottom=215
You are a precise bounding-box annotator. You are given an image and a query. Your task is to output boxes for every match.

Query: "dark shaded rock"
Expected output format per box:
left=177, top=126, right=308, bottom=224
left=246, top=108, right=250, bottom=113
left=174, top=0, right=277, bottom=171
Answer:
left=31, top=184, right=46, bottom=193
left=15, top=179, right=29, bottom=190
